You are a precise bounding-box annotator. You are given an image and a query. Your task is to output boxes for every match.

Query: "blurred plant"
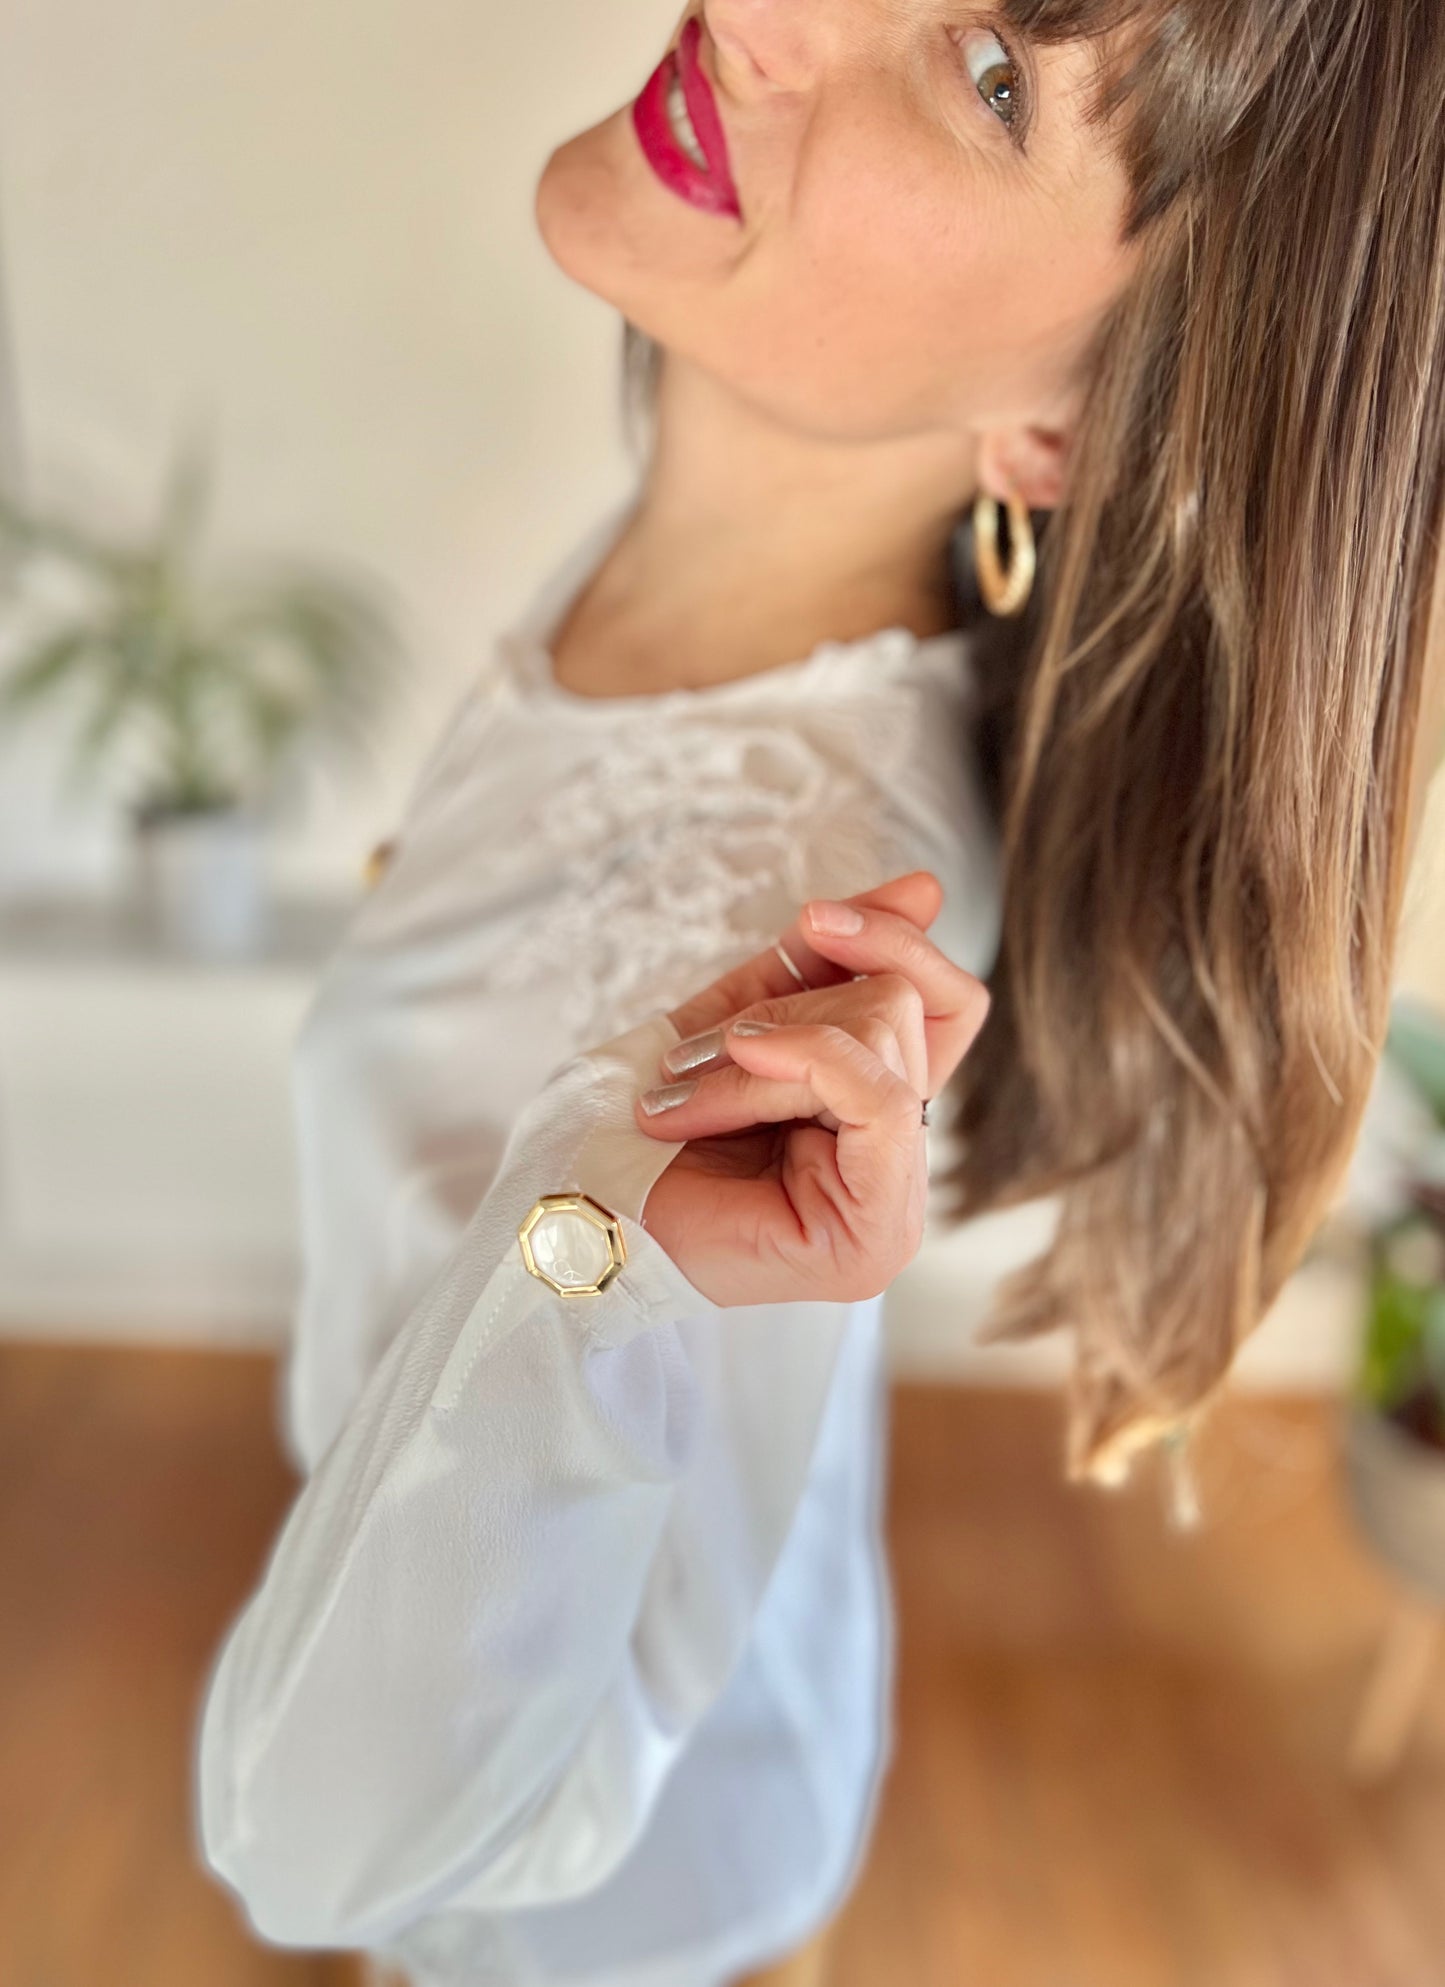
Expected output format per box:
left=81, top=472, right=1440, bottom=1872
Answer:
left=0, top=438, right=400, bottom=820
left=1355, top=996, right=1445, bottom=1452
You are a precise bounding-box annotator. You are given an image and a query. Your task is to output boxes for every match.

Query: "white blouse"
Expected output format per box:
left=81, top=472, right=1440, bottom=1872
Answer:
left=194, top=496, right=1004, bottom=1987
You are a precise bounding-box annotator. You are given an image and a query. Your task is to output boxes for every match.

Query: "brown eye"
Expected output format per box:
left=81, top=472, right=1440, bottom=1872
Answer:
left=959, top=26, right=1025, bottom=132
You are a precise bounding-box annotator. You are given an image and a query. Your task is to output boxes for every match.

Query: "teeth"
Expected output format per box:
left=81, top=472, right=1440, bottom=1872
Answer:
left=666, top=72, right=710, bottom=171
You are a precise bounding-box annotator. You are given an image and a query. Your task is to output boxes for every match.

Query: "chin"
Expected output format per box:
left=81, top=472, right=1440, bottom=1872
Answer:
left=535, top=124, right=618, bottom=285
left=535, top=112, right=670, bottom=308
left=535, top=108, right=742, bottom=346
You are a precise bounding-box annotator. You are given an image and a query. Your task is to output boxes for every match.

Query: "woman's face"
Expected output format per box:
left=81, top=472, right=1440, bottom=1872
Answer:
left=535, top=1, right=1143, bottom=445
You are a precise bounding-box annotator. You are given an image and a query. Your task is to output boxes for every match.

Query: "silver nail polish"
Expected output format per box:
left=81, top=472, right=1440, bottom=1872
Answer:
left=729, top=1018, right=777, bottom=1036
left=661, top=1026, right=726, bottom=1075
left=639, top=1078, right=698, bottom=1115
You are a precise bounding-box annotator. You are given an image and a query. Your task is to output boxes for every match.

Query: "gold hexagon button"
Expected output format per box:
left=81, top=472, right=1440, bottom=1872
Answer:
left=518, top=1192, right=627, bottom=1297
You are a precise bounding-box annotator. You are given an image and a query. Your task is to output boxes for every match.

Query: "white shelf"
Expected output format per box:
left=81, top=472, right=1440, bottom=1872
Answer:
left=0, top=889, right=352, bottom=1341
left=0, top=887, right=358, bottom=976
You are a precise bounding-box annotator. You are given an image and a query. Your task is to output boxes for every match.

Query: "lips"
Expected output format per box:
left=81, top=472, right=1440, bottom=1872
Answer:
left=632, top=14, right=743, bottom=221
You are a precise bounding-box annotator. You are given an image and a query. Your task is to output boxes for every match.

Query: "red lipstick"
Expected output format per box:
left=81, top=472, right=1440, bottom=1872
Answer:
left=632, top=15, right=743, bottom=222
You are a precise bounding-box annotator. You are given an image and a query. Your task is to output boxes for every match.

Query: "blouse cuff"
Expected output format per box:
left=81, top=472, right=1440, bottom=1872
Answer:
left=529, top=1005, right=719, bottom=1349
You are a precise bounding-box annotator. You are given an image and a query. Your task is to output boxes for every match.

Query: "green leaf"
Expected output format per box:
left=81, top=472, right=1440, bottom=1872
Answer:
left=1385, top=997, right=1445, bottom=1126
left=159, top=426, right=215, bottom=562
left=0, top=493, right=132, bottom=580
left=1360, top=1261, right=1429, bottom=1410
left=1423, top=1287, right=1445, bottom=1399
left=0, top=627, right=104, bottom=716
left=0, top=453, right=402, bottom=810
left=66, top=658, right=142, bottom=786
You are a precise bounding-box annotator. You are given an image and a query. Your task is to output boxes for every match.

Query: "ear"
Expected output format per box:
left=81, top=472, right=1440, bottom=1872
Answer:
left=975, top=422, right=1074, bottom=512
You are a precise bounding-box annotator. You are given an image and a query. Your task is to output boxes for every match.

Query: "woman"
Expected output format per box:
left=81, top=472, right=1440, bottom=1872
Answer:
left=195, top=2, right=1445, bottom=1983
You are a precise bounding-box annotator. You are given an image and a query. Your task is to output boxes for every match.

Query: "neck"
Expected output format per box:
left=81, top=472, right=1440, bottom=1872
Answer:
left=548, top=351, right=981, bottom=697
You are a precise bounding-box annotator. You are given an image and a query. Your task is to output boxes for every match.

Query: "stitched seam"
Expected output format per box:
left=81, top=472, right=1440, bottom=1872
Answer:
left=431, top=1264, right=527, bottom=1420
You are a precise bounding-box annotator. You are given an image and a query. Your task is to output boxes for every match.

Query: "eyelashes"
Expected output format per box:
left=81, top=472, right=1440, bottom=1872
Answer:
left=954, top=19, right=1033, bottom=149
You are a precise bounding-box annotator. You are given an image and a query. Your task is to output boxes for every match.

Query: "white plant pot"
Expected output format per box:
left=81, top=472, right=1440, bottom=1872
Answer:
left=132, top=803, right=273, bottom=961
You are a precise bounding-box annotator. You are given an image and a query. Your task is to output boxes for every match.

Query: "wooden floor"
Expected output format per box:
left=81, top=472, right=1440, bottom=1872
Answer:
left=1, top=1344, right=1442, bottom=1987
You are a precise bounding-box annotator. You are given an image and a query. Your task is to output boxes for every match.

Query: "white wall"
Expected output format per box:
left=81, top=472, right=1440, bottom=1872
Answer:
left=0, top=0, right=1441, bottom=1385
left=0, top=0, right=677, bottom=893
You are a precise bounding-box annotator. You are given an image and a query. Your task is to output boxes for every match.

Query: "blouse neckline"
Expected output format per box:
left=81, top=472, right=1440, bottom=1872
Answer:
left=493, top=494, right=973, bottom=721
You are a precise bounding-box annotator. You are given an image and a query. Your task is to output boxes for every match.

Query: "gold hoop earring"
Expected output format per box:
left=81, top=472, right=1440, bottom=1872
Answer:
left=973, top=490, right=1036, bottom=617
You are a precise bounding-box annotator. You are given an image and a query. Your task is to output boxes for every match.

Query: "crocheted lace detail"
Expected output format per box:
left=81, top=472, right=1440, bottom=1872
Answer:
left=473, top=713, right=917, bottom=1046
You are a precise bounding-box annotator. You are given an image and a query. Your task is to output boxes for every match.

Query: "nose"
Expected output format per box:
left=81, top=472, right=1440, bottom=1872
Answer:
left=702, top=0, right=823, bottom=93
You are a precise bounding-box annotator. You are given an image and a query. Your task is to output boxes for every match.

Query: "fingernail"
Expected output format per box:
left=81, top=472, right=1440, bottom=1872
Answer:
left=729, top=1018, right=777, bottom=1036
left=806, top=900, right=864, bottom=935
left=661, top=1026, right=725, bottom=1075
left=639, top=1079, right=698, bottom=1115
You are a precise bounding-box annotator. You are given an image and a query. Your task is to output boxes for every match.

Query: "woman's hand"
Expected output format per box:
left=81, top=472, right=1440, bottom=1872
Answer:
left=631, top=871, right=991, bottom=1307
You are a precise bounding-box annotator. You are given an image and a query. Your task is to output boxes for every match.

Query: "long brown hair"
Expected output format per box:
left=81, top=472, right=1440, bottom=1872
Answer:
left=623, top=0, right=1445, bottom=1484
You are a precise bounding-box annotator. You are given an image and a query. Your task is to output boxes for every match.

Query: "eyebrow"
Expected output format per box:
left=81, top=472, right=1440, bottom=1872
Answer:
left=1000, top=0, right=1156, bottom=136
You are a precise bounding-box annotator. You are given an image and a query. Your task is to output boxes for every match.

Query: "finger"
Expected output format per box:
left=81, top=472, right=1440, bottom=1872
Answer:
left=639, top=1023, right=927, bottom=1296
left=637, top=1014, right=912, bottom=1142
left=638, top=1026, right=928, bottom=1307
left=739, top=969, right=934, bottom=1096
left=779, top=1115, right=928, bottom=1293
left=664, top=972, right=929, bottom=1098
left=665, top=869, right=943, bottom=1042
left=779, top=870, right=942, bottom=988
left=636, top=1064, right=843, bottom=1140
left=725, top=1022, right=924, bottom=1216
left=794, top=898, right=991, bottom=1097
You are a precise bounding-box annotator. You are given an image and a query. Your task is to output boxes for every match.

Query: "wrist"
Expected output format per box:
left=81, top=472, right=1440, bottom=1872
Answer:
left=640, top=1156, right=729, bottom=1305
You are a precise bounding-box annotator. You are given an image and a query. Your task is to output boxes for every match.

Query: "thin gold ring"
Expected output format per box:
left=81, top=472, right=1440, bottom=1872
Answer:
left=774, top=941, right=810, bottom=989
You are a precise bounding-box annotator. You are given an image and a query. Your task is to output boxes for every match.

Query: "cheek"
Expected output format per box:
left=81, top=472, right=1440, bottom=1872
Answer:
left=715, top=136, right=1131, bottom=436
left=708, top=182, right=993, bottom=432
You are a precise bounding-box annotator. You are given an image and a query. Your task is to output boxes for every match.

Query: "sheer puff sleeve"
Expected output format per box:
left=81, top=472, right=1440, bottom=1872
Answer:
left=193, top=1005, right=818, bottom=1951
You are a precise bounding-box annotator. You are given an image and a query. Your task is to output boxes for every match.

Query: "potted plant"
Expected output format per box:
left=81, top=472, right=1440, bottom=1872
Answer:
left=0, top=440, right=400, bottom=958
left=1345, top=998, right=1445, bottom=1558
left=1337, top=994, right=1445, bottom=1774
